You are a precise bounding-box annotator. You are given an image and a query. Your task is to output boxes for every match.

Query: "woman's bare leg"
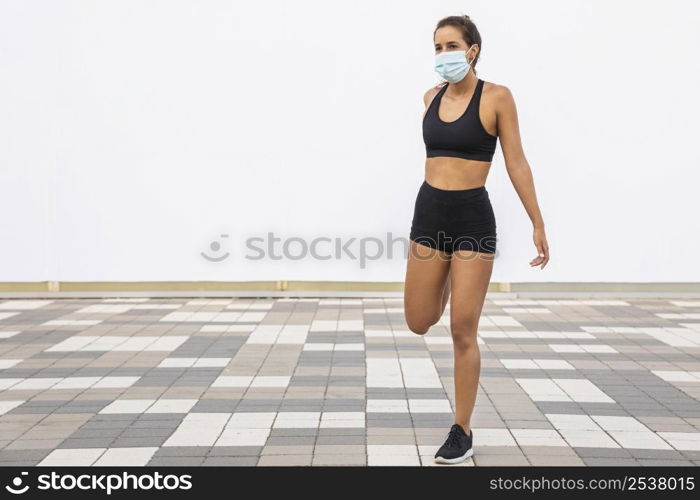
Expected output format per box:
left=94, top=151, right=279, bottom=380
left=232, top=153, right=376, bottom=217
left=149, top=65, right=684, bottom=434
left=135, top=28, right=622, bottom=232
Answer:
left=404, top=241, right=452, bottom=334
left=440, top=268, right=451, bottom=316
left=447, top=250, right=495, bottom=434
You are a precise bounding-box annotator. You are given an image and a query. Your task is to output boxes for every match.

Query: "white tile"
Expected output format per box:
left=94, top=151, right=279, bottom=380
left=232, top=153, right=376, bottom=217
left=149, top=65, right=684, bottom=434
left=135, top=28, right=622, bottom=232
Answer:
left=84, top=336, right=127, bottom=351
left=45, top=336, right=99, bottom=352
left=246, top=325, right=282, bottom=344
left=236, top=312, right=267, bottom=322
left=248, top=302, right=275, bottom=310
left=0, top=378, right=22, bottom=390
left=159, top=311, right=215, bottom=322
left=423, top=337, right=453, bottom=345
left=132, top=304, right=179, bottom=310
left=407, top=399, right=452, bottom=413
left=419, top=452, right=474, bottom=466
left=76, top=304, right=134, bottom=314
left=656, top=432, right=700, bottom=451
left=158, top=358, right=197, bottom=368
left=607, top=431, right=673, bottom=450
left=187, top=299, right=229, bottom=306
left=0, top=300, right=53, bottom=310
left=652, top=370, right=700, bottom=382
left=163, top=413, right=231, bottom=447
left=226, top=412, right=276, bottom=429
left=510, top=429, right=568, bottom=447
left=534, top=359, right=575, bottom=370
left=399, top=358, right=442, bottom=388
left=52, top=377, right=102, bottom=389
left=91, top=376, right=140, bottom=389
left=215, top=427, right=270, bottom=446
left=200, top=325, right=230, bottom=332
left=515, top=378, right=571, bottom=402
left=0, top=359, right=22, bottom=369
left=303, top=343, right=334, bottom=351
left=548, top=343, right=619, bottom=353
left=554, top=379, right=615, bottom=403
left=103, top=298, right=149, bottom=302
left=368, top=454, right=421, bottom=466
left=394, top=330, right=417, bottom=338
left=250, top=376, right=290, bottom=388
left=590, top=415, right=673, bottom=450
left=192, top=358, right=230, bottom=368
left=143, top=336, right=189, bottom=351
left=364, top=329, right=395, bottom=337
left=338, top=320, right=363, bottom=331
left=582, top=345, right=618, bottom=353
left=366, top=399, right=408, bottom=413
left=45, top=335, right=188, bottom=352
left=310, top=320, right=337, bottom=332
left=320, top=411, right=364, bottom=420
left=501, top=359, right=539, bottom=369
left=43, top=320, right=102, bottom=326
left=559, top=429, right=621, bottom=448
left=275, top=325, right=309, bottom=344
left=549, top=344, right=584, bottom=353
left=100, top=399, right=157, bottom=414
left=273, top=412, right=320, bottom=428
left=11, top=378, right=62, bottom=390
left=211, top=376, right=253, bottom=388
left=333, top=343, right=365, bottom=351
left=471, top=428, right=517, bottom=446
left=110, top=337, right=158, bottom=351
left=641, top=327, right=700, bottom=347
left=0, top=400, right=24, bottom=415
left=485, top=315, right=523, bottom=327
left=503, top=307, right=552, bottom=314
left=145, top=399, right=197, bottom=414
left=367, top=444, right=419, bottom=455
left=545, top=413, right=601, bottom=431
left=39, top=448, right=106, bottom=466
left=493, top=299, right=540, bottom=306
left=591, top=415, right=649, bottom=432
left=93, top=447, right=158, bottom=466
left=320, top=413, right=365, bottom=428
left=318, top=420, right=364, bottom=430
left=366, top=358, right=403, bottom=388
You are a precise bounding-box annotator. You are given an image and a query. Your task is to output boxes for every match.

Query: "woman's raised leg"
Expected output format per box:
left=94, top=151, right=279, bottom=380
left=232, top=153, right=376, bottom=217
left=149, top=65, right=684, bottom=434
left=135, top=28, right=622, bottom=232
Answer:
left=404, top=240, right=452, bottom=335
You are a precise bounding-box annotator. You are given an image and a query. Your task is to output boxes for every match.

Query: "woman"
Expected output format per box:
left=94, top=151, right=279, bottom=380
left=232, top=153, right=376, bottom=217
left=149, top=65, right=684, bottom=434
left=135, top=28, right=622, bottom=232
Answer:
left=403, top=14, right=550, bottom=464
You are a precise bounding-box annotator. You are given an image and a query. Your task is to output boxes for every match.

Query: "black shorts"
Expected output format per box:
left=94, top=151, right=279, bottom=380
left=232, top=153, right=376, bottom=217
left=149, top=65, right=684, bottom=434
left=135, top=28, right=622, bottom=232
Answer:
left=409, top=180, right=497, bottom=255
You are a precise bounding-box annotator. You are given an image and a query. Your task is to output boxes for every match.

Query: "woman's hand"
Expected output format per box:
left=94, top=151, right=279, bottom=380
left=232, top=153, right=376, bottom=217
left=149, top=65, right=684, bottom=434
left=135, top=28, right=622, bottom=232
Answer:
left=530, top=226, right=549, bottom=269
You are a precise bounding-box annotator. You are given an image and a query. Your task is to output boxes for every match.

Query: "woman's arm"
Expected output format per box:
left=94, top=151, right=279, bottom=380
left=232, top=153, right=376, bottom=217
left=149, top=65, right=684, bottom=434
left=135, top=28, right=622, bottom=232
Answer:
left=494, top=85, right=550, bottom=269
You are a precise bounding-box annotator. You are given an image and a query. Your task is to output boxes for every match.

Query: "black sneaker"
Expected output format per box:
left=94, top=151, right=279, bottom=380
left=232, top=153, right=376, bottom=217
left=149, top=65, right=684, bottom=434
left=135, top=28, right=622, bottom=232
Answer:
left=434, top=424, right=473, bottom=464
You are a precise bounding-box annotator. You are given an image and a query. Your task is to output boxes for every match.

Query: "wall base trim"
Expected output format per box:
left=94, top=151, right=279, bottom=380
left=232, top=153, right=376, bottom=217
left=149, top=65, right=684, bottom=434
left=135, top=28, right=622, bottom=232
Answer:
left=1, top=281, right=699, bottom=298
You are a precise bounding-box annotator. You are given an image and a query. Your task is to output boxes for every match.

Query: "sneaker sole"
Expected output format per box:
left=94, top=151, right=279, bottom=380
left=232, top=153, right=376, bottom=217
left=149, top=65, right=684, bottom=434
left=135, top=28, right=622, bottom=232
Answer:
left=434, top=447, right=473, bottom=464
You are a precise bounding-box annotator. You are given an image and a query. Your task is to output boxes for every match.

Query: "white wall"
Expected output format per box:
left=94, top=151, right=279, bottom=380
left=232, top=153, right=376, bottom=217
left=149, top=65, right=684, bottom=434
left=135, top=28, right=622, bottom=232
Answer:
left=1, top=0, right=699, bottom=283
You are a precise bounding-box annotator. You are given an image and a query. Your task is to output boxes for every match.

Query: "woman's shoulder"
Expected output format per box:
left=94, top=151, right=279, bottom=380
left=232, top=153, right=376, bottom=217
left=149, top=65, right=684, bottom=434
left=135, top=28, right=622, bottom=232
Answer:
left=422, top=82, right=447, bottom=107
left=480, top=79, right=513, bottom=101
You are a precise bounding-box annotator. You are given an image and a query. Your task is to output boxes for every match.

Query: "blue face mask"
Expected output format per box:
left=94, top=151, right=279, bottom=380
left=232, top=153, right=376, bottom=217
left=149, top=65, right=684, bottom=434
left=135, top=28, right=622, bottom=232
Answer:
left=434, top=46, right=475, bottom=83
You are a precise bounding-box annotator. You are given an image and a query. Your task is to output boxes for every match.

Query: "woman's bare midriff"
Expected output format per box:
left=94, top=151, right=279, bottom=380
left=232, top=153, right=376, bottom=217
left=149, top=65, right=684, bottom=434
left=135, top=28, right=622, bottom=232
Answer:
left=425, top=157, right=491, bottom=190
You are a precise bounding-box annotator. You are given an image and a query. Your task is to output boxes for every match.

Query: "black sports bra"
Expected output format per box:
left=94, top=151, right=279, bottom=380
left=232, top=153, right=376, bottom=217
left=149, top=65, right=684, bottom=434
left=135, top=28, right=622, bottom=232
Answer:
left=422, top=78, right=497, bottom=162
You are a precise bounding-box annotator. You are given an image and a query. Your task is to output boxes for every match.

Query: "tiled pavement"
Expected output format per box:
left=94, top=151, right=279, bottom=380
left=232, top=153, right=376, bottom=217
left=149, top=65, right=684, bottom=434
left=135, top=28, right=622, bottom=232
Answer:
left=1, top=297, right=700, bottom=466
